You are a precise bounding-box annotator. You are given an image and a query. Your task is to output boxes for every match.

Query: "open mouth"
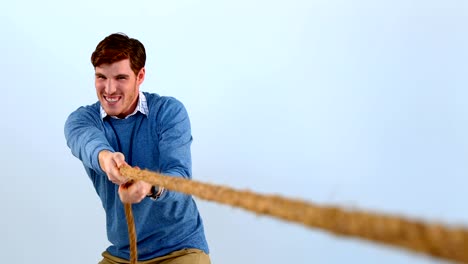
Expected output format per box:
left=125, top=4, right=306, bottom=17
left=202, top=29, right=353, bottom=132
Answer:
left=104, top=95, right=121, bottom=104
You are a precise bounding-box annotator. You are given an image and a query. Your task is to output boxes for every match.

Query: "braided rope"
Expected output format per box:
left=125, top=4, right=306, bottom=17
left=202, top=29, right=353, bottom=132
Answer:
left=120, top=166, right=468, bottom=263
left=124, top=203, right=138, bottom=264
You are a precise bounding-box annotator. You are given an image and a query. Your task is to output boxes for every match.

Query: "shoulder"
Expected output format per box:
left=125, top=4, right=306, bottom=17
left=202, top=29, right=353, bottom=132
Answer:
left=144, top=92, right=188, bottom=117
left=66, top=101, right=102, bottom=124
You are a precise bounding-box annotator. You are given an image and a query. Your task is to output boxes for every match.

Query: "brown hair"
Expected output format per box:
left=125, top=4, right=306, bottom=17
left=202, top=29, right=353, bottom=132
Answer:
left=91, top=33, right=146, bottom=75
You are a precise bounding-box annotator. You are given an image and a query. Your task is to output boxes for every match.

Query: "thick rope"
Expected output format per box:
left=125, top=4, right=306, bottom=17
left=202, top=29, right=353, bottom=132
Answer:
left=121, top=179, right=138, bottom=264
left=120, top=166, right=468, bottom=263
left=123, top=203, right=138, bottom=264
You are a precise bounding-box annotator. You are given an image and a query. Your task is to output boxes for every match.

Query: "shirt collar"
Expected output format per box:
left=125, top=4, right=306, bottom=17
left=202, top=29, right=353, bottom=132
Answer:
left=100, top=91, right=148, bottom=119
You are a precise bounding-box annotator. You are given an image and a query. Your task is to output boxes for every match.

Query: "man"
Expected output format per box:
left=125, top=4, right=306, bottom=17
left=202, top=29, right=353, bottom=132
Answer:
left=64, top=33, right=210, bottom=264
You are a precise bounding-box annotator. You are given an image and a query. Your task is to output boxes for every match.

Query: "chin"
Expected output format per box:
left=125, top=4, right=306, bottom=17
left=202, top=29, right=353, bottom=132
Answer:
left=103, top=108, right=121, bottom=117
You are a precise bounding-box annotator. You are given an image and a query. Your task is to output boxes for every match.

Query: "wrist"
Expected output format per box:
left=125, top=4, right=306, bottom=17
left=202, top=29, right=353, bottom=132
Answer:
left=98, top=150, right=112, bottom=172
left=147, top=186, right=164, bottom=200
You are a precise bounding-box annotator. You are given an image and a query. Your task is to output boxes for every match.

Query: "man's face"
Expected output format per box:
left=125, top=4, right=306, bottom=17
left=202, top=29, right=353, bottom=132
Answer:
left=95, top=59, right=145, bottom=118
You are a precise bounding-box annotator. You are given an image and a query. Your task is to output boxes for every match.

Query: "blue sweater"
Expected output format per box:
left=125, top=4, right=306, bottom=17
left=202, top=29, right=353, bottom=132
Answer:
left=64, top=92, right=209, bottom=260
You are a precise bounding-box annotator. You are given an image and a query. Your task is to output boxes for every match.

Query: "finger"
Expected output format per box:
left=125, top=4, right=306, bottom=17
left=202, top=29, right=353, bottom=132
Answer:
left=113, top=152, right=126, bottom=168
left=136, top=196, right=145, bottom=203
left=118, top=185, right=126, bottom=201
left=121, top=180, right=135, bottom=189
left=110, top=174, right=127, bottom=186
left=108, top=167, right=124, bottom=184
left=128, top=182, right=147, bottom=203
left=110, top=178, right=121, bottom=185
left=119, top=186, right=138, bottom=204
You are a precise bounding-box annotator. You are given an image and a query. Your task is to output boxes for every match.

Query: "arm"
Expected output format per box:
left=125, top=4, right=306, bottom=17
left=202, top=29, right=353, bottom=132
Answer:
left=64, top=106, right=128, bottom=184
left=156, top=98, right=193, bottom=201
left=95, top=98, right=193, bottom=204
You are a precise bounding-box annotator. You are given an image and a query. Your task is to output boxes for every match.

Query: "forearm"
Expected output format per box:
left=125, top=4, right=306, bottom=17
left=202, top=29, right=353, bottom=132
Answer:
left=64, top=108, right=114, bottom=174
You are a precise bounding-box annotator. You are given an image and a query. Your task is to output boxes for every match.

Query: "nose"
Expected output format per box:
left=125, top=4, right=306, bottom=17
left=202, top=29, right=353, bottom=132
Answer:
left=105, top=79, right=117, bottom=95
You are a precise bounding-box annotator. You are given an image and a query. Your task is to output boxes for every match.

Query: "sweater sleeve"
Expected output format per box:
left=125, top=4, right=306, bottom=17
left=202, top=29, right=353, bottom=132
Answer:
left=156, top=98, right=193, bottom=201
left=64, top=106, right=114, bottom=175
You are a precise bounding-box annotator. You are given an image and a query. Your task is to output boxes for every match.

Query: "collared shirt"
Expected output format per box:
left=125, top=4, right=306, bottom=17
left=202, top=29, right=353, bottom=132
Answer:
left=100, top=91, right=149, bottom=119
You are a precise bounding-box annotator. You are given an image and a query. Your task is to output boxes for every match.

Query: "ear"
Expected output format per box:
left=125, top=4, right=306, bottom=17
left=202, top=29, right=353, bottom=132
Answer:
left=137, top=67, right=145, bottom=85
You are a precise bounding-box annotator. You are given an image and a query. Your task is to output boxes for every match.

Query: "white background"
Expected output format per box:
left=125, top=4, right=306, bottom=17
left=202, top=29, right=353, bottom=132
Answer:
left=1, top=1, right=467, bottom=263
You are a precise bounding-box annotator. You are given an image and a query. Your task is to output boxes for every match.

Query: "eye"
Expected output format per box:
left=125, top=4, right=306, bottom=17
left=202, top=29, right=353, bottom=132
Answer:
left=96, top=75, right=106, bottom=80
left=117, top=76, right=127, bottom=80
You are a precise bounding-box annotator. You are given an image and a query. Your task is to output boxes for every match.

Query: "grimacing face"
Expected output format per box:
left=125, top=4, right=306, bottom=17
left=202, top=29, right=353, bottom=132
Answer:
left=95, top=59, right=145, bottom=118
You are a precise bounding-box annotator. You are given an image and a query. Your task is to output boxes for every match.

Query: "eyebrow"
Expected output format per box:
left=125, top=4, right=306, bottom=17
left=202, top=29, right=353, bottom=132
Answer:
left=116, top=74, right=130, bottom=78
left=94, top=73, right=130, bottom=78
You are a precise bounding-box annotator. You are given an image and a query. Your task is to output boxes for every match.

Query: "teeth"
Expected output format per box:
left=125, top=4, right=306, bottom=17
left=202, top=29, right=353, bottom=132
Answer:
left=105, top=96, right=119, bottom=102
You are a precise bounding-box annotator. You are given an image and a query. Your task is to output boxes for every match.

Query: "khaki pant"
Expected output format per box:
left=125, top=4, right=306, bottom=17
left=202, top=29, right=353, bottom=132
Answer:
left=99, top=249, right=211, bottom=264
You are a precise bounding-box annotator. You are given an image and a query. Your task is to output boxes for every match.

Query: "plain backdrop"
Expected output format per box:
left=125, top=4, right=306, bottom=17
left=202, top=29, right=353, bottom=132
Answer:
left=1, top=1, right=467, bottom=263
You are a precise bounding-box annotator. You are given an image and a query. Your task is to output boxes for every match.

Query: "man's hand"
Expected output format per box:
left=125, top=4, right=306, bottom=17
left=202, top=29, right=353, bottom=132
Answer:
left=119, top=180, right=153, bottom=204
left=98, top=150, right=128, bottom=185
